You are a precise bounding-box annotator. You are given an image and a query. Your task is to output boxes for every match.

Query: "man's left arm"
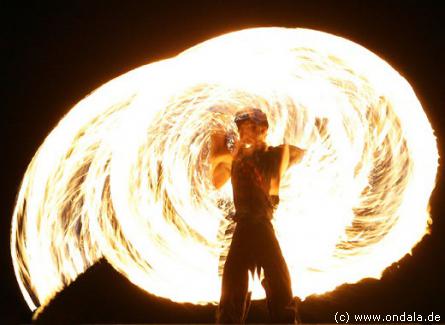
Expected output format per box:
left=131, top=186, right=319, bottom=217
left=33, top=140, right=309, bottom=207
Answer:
left=270, top=144, right=306, bottom=195
left=275, top=144, right=305, bottom=183
left=287, top=144, right=306, bottom=167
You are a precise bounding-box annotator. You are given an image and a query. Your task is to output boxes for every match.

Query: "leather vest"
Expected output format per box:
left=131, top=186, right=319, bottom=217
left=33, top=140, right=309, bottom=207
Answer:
left=231, top=146, right=281, bottom=221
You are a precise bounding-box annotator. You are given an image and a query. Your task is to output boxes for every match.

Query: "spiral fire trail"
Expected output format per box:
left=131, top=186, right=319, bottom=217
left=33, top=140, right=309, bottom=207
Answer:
left=11, top=28, right=438, bottom=311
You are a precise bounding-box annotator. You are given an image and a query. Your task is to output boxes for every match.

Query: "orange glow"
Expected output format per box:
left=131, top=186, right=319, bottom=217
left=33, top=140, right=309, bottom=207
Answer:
left=11, top=27, right=439, bottom=311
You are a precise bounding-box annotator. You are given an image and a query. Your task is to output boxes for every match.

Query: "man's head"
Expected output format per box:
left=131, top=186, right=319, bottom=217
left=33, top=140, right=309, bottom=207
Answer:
left=234, top=108, right=269, bottom=145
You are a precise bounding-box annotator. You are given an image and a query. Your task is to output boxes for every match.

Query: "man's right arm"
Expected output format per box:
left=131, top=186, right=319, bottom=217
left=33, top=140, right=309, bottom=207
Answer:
left=209, top=132, right=233, bottom=189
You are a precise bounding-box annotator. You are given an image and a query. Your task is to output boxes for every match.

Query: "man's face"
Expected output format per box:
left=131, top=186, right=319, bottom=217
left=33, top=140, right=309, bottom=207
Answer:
left=238, top=121, right=267, bottom=145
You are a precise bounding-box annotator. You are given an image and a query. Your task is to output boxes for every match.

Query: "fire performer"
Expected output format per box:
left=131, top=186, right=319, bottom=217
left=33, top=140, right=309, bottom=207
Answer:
left=210, top=108, right=305, bottom=323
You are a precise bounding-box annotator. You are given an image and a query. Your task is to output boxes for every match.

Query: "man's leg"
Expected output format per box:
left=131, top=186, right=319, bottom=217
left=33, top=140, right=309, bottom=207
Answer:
left=259, top=222, right=300, bottom=324
left=216, top=223, right=251, bottom=324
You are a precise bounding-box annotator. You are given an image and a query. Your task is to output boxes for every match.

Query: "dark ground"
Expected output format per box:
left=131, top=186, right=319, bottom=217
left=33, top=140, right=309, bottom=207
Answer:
left=33, top=237, right=443, bottom=323
left=2, top=1, right=445, bottom=323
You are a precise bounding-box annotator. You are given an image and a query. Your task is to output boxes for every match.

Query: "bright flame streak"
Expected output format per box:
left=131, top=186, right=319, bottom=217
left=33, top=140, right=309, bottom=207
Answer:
left=11, top=28, right=439, bottom=311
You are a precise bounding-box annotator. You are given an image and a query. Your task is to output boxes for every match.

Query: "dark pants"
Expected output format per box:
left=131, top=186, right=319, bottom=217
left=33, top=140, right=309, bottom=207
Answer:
left=216, top=218, right=300, bottom=323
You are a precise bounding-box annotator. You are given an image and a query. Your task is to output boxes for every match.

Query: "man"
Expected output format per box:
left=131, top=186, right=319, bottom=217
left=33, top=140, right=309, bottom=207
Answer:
left=210, top=108, right=305, bottom=324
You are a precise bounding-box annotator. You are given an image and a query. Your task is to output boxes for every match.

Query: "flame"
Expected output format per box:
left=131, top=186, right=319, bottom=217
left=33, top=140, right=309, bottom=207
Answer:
left=11, top=27, right=439, bottom=311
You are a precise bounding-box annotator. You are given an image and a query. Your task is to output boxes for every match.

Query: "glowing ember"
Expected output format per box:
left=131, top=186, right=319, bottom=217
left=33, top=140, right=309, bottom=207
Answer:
left=11, top=27, right=438, bottom=311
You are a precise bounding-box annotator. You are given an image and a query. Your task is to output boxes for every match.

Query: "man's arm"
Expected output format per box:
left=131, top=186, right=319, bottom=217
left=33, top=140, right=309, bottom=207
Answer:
left=211, top=160, right=231, bottom=189
left=271, top=144, right=305, bottom=195
left=209, top=132, right=233, bottom=189
left=288, top=144, right=305, bottom=167
left=276, top=144, right=305, bottom=179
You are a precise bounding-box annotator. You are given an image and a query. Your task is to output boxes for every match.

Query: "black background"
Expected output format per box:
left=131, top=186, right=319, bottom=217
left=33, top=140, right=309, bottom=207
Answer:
left=3, top=1, right=444, bottom=323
